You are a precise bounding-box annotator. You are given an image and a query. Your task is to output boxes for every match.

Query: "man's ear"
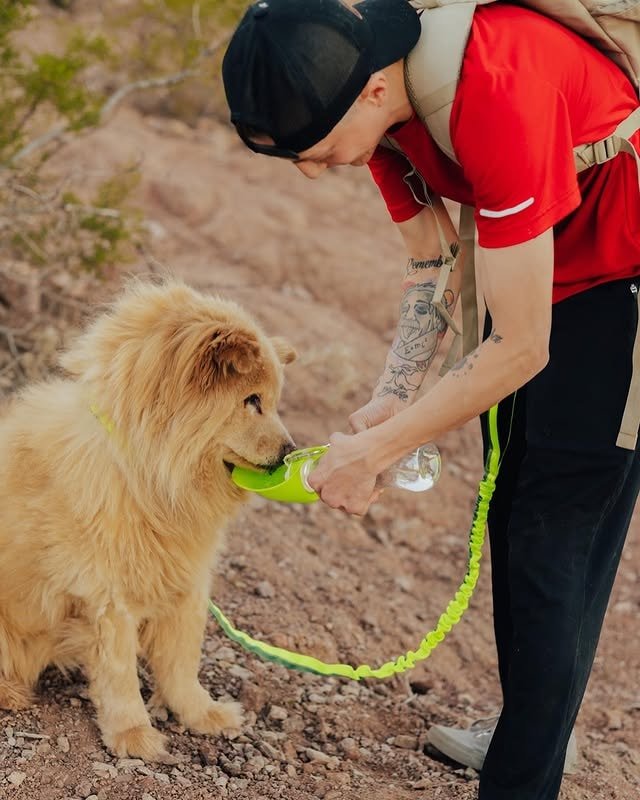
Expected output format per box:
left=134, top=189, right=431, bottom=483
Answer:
left=195, top=326, right=261, bottom=390
left=271, top=336, right=297, bottom=365
left=361, top=71, right=387, bottom=108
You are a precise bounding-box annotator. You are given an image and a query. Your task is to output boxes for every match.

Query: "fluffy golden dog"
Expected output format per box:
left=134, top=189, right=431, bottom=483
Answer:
left=0, top=278, right=296, bottom=761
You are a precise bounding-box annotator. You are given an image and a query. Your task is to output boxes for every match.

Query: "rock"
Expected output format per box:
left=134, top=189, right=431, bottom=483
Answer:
left=388, top=734, right=418, bottom=750
left=229, top=664, right=253, bottom=681
left=76, top=780, right=93, bottom=798
left=197, top=743, right=218, bottom=766
left=14, top=731, right=49, bottom=739
left=219, top=755, right=243, bottom=777
left=8, top=771, right=27, bottom=786
left=244, top=755, right=267, bottom=773
left=92, top=762, right=117, bottom=778
left=255, top=580, right=275, bottom=598
left=257, top=740, right=282, bottom=760
left=240, top=682, right=268, bottom=713
left=141, top=794, right=156, bottom=800
left=116, top=758, right=145, bottom=770
left=268, top=705, right=288, bottom=721
left=57, top=735, right=70, bottom=753
left=154, top=772, right=170, bottom=784
left=464, top=767, right=479, bottom=779
left=409, top=777, right=432, bottom=790
left=338, top=738, right=359, bottom=759
left=306, top=747, right=331, bottom=764
left=212, top=646, right=237, bottom=662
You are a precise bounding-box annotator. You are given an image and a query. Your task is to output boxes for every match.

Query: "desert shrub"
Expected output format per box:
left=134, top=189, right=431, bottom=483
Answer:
left=0, top=0, right=140, bottom=273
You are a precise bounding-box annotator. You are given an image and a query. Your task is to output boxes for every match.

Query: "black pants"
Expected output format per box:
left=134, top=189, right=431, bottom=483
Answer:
left=478, top=278, right=640, bottom=800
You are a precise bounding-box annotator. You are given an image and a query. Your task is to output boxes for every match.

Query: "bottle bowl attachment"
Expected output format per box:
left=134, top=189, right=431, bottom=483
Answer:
left=230, top=445, right=329, bottom=503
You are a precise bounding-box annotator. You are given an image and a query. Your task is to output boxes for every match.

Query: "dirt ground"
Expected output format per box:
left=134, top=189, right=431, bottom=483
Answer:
left=0, top=16, right=639, bottom=800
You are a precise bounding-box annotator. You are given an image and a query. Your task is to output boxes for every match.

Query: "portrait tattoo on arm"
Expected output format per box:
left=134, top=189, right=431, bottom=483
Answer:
left=377, top=281, right=454, bottom=401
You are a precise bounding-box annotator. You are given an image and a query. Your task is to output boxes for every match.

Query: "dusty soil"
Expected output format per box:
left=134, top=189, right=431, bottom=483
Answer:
left=0, top=15, right=638, bottom=800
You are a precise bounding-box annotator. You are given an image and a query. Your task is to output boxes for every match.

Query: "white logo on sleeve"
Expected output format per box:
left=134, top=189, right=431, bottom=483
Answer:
left=479, top=197, right=535, bottom=218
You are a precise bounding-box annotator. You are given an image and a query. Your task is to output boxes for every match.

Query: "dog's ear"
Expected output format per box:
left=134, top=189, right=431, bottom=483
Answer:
left=271, top=336, right=297, bottom=365
left=195, top=327, right=261, bottom=390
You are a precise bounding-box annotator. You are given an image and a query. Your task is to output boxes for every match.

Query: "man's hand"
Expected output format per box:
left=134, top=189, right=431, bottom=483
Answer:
left=349, top=394, right=408, bottom=433
left=306, top=431, right=382, bottom=516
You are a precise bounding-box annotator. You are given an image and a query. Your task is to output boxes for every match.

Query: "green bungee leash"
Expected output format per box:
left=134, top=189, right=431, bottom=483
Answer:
left=209, top=403, right=503, bottom=680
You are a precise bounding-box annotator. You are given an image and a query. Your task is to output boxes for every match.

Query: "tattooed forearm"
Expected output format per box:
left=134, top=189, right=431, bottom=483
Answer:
left=378, top=363, right=424, bottom=402
left=405, top=242, right=460, bottom=277
left=450, top=351, right=479, bottom=378
left=449, top=331, right=502, bottom=380
left=375, top=281, right=455, bottom=401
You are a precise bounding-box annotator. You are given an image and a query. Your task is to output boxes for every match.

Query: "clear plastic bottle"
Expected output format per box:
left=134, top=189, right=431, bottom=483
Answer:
left=376, top=443, right=441, bottom=492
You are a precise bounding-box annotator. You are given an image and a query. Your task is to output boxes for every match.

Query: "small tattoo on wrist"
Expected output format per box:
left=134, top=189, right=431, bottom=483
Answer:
left=406, top=243, right=459, bottom=274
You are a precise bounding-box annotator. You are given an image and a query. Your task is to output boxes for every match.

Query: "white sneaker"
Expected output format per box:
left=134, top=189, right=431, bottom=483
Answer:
left=427, top=715, right=579, bottom=774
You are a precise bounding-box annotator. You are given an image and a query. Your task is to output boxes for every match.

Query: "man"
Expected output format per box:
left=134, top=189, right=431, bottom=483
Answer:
left=222, top=1, right=640, bottom=798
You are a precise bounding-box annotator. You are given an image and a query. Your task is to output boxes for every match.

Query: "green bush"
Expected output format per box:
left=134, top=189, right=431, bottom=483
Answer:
left=0, top=0, right=140, bottom=272
left=0, top=0, right=243, bottom=275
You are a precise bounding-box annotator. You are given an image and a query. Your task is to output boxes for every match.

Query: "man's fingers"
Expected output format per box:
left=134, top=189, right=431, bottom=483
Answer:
left=349, top=410, right=371, bottom=434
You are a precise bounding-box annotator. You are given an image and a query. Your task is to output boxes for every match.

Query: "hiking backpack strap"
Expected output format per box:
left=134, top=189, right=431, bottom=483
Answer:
left=404, top=2, right=474, bottom=164
left=618, top=283, right=640, bottom=449
left=574, top=106, right=640, bottom=184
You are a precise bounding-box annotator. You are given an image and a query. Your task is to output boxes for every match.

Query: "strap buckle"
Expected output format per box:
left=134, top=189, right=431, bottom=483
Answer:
left=592, top=135, right=620, bottom=165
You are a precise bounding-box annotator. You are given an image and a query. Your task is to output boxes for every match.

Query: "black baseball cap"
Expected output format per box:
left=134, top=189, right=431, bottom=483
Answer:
left=222, top=0, right=421, bottom=158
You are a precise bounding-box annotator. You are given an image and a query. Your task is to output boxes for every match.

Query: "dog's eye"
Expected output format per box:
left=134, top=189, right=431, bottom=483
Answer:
left=244, top=394, right=262, bottom=414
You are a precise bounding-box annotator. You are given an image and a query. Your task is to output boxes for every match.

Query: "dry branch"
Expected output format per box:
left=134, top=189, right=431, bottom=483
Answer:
left=10, top=34, right=231, bottom=166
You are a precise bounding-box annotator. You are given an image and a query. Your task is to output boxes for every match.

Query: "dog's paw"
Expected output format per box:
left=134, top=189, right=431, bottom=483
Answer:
left=186, top=700, right=244, bottom=736
left=0, top=679, right=32, bottom=711
left=108, top=725, right=176, bottom=763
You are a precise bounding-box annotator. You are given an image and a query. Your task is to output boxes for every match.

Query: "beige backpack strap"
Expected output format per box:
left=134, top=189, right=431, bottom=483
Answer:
left=438, top=204, right=478, bottom=374
left=617, top=284, right=640, bottom=450
left=459, top=204, right=479, bottom=355
left=574, top=106, right=640, bottom=184
left=404, top=3, right=477, bottom=164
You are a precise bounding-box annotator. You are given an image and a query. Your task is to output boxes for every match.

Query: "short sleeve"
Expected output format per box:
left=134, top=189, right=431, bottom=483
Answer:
left=367, top=144, right=423, bottom=223
left=451, top=69, right=581, bottom=247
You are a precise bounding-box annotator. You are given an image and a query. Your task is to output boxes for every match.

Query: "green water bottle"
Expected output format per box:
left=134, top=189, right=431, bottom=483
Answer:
left=231, top=444, right=441, bottom=503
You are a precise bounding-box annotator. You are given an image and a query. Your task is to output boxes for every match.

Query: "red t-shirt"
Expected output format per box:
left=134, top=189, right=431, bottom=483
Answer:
left=368, top=4, right=640, bottom=303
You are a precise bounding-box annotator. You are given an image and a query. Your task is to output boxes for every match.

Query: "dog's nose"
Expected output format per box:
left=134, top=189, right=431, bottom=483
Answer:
left=279, top=440, right=296, bottom=462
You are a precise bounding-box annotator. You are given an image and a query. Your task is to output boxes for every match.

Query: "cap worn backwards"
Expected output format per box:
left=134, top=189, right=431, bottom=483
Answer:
left=222, top=0, right=421, bottom=158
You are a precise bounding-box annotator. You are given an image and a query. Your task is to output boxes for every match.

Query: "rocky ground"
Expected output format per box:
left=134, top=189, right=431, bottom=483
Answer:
left=0, top=8, right=638, bottom=799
